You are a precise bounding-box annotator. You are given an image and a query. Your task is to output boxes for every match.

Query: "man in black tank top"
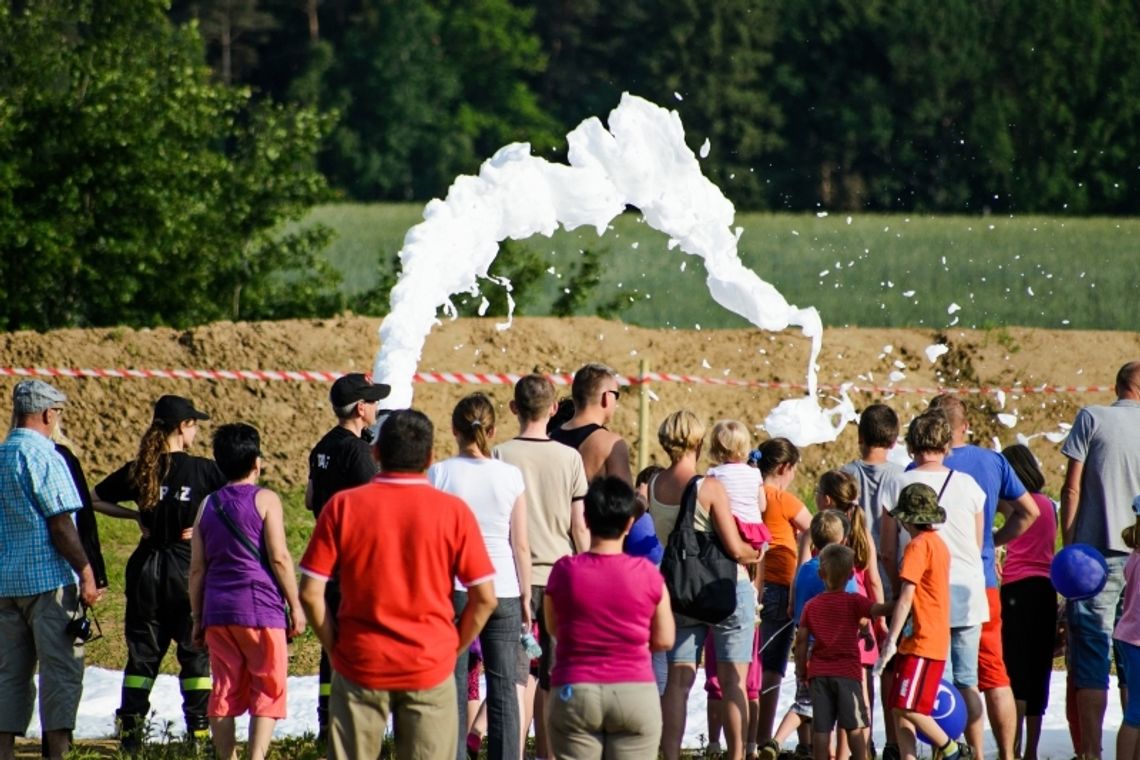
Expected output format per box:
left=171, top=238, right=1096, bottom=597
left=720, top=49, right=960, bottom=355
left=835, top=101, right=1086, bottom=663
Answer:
left=549, top=363, right=633, bottom=485
left=305, top=373, right=388, bottom=744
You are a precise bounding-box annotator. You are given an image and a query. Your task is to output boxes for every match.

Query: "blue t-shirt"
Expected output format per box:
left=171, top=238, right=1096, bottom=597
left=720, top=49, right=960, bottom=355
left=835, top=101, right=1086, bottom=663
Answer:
left=793, top=556, right=858, bottom=622
left=625, top=512, right=664, bottom=565
left=944, top=445, right=1027, bottom=588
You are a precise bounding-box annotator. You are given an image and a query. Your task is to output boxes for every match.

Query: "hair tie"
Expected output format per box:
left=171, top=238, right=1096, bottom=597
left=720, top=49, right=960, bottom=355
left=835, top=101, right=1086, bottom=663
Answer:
left=470, top=420, right=483, bottom=429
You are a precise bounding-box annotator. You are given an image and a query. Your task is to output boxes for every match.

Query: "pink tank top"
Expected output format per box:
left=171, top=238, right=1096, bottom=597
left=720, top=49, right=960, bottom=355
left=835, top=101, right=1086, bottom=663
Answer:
left=853, top=565, right=879, bottom=666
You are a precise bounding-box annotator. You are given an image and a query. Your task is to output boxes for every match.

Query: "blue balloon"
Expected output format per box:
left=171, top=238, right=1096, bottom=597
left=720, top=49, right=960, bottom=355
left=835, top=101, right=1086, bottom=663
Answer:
left=917, top=680, right=968, bottom=746
left=1051, top=544, right=1108, bottom=601
left=625, top=512, right=664, bottom=565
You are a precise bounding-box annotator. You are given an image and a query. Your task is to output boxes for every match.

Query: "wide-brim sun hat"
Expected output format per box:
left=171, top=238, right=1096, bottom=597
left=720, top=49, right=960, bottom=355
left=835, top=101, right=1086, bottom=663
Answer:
left=889, top=482, right=947, bottom=525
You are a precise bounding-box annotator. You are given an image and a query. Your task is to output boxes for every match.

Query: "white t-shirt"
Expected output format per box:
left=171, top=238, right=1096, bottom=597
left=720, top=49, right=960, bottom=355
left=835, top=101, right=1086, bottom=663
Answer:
left=706, top=462, right=763, bottom=523
left=428, top=456, right=526, bottom=598
left=880, top=468, right=989, bottom=627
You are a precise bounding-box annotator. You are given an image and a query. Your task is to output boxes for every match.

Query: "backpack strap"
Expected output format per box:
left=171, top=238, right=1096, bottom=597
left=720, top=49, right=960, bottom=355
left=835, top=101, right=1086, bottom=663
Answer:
left=209, top=493, right=265, bottom=568
left=937, top=471, right=954, bottom=501
left=672, top=475, right=703, bottom=537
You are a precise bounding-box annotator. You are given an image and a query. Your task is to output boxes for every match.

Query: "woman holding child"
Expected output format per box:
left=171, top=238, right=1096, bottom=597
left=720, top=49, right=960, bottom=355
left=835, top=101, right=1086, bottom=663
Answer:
left=649, top=410, right=762, bottom=760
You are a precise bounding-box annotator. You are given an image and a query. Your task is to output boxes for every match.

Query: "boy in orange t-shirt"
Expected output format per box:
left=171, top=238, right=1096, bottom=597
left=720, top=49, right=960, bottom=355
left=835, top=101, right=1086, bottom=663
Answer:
left=874, top=483, right=961, bottom=760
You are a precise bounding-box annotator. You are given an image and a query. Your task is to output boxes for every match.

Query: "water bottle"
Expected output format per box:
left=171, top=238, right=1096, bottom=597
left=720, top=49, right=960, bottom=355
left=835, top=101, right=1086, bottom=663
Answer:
left=521, top=630, right=542, bottom=659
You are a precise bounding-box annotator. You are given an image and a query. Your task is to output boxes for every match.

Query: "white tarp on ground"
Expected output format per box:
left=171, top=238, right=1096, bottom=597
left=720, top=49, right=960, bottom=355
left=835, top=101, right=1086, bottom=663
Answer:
left=31, top=666, right=1110, bottom=757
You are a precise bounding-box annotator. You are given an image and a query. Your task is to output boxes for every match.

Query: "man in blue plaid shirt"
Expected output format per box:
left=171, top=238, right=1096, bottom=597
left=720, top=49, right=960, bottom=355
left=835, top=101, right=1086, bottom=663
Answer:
left=0, top=380, right=102, bottom=760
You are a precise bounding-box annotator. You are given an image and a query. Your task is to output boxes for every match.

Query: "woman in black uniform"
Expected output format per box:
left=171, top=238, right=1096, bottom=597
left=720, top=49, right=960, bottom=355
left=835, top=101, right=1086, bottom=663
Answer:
left=93, top=395, right=226, bottom=750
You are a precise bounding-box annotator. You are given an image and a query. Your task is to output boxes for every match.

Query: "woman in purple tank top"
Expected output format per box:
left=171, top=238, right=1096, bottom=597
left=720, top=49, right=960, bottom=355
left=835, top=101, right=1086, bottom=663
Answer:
left=189, top=424, right=305, bottom=760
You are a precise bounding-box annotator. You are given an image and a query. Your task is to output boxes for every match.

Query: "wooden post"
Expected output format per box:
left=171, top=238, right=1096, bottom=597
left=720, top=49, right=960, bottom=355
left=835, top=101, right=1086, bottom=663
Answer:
left=638, top=358, right=650, bottom=473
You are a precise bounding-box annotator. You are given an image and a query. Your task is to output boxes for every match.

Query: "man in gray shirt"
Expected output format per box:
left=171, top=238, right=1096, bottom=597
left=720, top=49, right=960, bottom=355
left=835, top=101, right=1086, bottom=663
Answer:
left=1061, top=360, right=1140, bottom=760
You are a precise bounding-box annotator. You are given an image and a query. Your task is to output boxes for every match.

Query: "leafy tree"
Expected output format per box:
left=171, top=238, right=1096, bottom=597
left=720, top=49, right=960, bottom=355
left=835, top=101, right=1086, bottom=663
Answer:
left=637, top=0, right=785, bottom=209
left=0, top=0, right=338, bottom=330
left=171, top=0, right=278, bottom=85
left=317, top=0, right=462, bottom=200
left=437, top=0, right=561, bottom=161
left=315, top=0, right=558, bottom=202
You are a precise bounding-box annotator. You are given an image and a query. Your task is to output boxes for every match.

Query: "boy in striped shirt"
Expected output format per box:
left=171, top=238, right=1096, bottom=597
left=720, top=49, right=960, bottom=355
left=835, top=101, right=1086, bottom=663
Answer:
left=795, top=543, right=891, bottom=760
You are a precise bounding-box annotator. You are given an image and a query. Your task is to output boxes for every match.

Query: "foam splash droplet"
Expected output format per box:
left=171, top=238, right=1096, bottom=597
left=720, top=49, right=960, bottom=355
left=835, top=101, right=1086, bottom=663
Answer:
left=924, top=344, right=950, bottom=363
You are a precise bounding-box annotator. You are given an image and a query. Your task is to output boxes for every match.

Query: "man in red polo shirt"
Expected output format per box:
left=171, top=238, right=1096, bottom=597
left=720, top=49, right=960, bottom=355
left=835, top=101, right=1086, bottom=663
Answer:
left=300, top=409, right=497, bottom=759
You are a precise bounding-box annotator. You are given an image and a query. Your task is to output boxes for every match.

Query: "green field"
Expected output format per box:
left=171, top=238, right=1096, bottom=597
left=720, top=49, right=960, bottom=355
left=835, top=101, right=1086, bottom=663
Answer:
left=303, top=203, right=1140, bottom=331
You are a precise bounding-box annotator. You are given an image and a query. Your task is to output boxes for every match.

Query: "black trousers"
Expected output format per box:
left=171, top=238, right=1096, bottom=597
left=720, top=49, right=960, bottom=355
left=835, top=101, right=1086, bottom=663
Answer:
left=317, top=579, right=341, bottom=733
left=1000, top=575, right=1057, bottom=716
left=117, top=545, right=210, bottom=736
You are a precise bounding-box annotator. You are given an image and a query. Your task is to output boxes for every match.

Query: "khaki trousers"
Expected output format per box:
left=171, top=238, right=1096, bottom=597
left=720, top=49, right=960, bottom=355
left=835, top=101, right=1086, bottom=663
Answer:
left=330, top=671, right=457, bottom=760
left=545, top=681, right=662, bottom=760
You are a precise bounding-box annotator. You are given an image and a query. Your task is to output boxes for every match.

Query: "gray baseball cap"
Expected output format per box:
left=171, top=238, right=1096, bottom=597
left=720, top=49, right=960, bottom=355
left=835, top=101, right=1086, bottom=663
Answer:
left=13, top=380, right=68, bottom=415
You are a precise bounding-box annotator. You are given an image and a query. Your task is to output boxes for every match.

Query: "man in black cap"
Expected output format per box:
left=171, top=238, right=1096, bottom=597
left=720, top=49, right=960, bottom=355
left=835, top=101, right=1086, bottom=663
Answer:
left=306, top=372, right=389, bottom=742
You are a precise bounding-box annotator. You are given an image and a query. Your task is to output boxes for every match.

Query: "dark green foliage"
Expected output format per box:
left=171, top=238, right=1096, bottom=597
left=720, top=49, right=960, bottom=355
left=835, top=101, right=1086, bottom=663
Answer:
left=160, top=0, right=1139, bottom=216
left=0, top=0, right=339, bottom=331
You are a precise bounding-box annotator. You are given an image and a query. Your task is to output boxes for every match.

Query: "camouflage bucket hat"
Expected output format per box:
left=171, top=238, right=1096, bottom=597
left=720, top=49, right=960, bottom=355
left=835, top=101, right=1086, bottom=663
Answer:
left=890, top=482, right=947, bottom=525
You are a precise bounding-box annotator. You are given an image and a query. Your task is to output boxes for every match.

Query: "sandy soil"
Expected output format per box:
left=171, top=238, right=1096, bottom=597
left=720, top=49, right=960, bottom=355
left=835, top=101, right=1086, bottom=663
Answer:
left=2, top=316, right=1138, bottom=492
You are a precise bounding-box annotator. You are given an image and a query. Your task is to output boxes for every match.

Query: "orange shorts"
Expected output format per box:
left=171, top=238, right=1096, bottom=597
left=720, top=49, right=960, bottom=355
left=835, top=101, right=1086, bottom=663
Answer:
left=978, top=586, right=1011, bottom=690
left=205, top=625, right=288, bottom=718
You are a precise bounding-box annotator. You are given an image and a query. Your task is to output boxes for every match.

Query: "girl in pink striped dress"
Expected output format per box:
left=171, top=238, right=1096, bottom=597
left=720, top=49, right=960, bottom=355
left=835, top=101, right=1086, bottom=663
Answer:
left=817, top=470, right=886, bottom=760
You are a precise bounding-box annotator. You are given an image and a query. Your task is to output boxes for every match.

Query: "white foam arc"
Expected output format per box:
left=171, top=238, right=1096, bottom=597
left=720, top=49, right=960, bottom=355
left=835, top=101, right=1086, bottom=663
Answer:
left=373, top=93, right=854, bottom=446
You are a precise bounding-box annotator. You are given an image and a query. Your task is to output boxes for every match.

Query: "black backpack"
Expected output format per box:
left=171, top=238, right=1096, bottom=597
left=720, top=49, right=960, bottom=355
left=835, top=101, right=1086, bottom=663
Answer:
left=660, top=475, right=739, bottom=624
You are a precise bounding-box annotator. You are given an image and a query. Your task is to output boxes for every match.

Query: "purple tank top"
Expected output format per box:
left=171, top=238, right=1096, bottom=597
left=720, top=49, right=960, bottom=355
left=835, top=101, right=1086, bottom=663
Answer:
left=199, top=483, right=287, bottom=629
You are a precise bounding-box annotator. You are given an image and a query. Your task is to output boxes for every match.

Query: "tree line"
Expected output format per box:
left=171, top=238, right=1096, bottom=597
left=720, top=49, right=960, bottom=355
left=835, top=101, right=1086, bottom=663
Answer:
left=191, top=0, right=1139, bottom=215
left=2, top=0, right=1137, bottom=331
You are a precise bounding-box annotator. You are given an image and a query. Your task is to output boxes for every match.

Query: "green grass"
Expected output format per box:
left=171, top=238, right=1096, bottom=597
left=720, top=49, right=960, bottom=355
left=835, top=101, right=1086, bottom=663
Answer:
left=302, top=203, right=1140, bottom=331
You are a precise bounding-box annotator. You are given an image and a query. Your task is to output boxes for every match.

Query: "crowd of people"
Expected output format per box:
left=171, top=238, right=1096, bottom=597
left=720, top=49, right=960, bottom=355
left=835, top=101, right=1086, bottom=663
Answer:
left=1, top=360, right=1140, bottom=760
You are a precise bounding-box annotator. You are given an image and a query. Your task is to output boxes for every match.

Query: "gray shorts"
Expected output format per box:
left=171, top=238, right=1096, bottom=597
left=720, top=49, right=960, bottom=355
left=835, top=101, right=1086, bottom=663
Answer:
left=0, top=585, right=85, bottom=733
left=809, top=676, right=868, bottom=732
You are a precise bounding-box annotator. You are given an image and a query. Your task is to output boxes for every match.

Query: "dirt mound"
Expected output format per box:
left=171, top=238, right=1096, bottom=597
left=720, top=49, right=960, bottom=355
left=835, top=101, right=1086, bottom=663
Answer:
left=3, top=317, right=1137, bottom=492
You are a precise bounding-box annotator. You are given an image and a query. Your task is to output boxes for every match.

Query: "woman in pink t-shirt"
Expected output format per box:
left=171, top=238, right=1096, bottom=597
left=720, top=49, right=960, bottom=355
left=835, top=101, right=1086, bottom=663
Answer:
left=999, top=444, right=1058, bottom=760
left=544, top=476, right=675, bottom=758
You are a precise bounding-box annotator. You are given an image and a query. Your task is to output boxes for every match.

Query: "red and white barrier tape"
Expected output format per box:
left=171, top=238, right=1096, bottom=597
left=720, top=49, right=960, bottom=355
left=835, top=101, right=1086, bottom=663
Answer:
left=0, top=366, right=1115, bottom=397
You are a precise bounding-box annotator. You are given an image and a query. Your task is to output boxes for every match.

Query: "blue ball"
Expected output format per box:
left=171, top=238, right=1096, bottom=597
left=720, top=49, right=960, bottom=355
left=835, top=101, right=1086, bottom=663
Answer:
left=1051, top=544, right=1109, bottom=601
left=917, top=680, right=968, bottom=745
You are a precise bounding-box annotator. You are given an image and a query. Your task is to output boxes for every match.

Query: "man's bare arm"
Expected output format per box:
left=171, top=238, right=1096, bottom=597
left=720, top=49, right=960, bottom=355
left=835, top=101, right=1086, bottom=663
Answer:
left=603, top=437, right=633, bottom=485
left=48, top=513, right=99, bottom=606
left=993, top=491, right=1040, bottom=547
left=300, top=574, right=333, bottom=652
left=1061, top=458, right=1083, bottom=546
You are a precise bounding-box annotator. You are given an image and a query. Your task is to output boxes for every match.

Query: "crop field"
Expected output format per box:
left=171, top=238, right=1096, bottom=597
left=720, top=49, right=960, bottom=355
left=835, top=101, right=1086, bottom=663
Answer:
left=303, top=204, right=1139, bottom=332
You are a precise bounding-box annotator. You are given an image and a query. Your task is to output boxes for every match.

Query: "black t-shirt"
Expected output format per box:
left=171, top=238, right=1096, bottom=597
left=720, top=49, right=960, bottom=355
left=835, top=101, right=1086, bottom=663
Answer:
left=57, top=444, right=108, bottom=589
left=96, top=452, right=226, bottom=548
left=307, top=426, right=378, bottom=516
